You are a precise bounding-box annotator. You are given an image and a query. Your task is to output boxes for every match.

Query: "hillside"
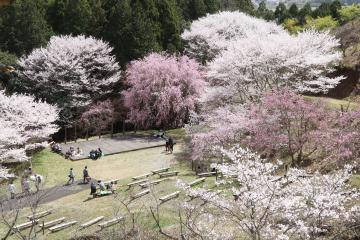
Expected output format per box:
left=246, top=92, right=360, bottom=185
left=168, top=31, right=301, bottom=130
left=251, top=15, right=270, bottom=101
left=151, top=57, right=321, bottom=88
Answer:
left=327, top=17, right=360, bottom=98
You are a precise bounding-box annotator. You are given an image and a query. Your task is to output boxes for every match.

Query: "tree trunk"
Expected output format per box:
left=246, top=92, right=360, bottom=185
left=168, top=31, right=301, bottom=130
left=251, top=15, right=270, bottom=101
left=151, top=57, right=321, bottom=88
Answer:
left=74, top=124, right=77, bottom=143
left=64, top=127, right=67, bottom=144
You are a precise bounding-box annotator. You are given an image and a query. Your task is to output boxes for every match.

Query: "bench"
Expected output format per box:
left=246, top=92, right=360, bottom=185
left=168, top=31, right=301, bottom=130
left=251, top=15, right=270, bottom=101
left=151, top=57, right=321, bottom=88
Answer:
left=159, top=191, right=180, bottom=203
left=188, top=177, right=205, bottom=187
left=80, top=216, right=104, bottom=229
left=131, top=189, right=150, bottom=199
left=27, top=210, right=52, bottom=220
left=139, top=179, right=167, bottom=188
left=104, top=179, right=120, bottom=185
left=49, top=221, right=77, bottom=232
left=159, top=171, right=179, bottom=178
left=13, top=220, right=39, bottom=231
left=98, top=216, right=124, bottom=230
left=151, top=167, right=170, bottom=175
left=41, top=217, right=66, bottom=229
left=132, top=173, right=151, bottom=180
left=197, top=172, right=216, bottom=177
left=127, top=179, right=148, bottom=188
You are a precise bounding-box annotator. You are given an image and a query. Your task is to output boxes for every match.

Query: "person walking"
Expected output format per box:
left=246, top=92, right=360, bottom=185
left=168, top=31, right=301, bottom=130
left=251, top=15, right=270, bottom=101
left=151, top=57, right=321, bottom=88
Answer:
left=8, top=182, right=16, bottom=199
left=83, top=166, right=90, bottom=184
left=67, top=168, right=75, bottom=185
left=168, top=137, right=174, bottom=154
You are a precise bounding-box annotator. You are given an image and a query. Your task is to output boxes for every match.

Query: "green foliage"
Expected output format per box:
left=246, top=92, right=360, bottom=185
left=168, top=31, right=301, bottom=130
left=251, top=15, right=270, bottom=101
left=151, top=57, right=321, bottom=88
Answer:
left=0, top=0, right=53, bottom=56
left=256, top=1, right=275, bottom=20
left=298, top=2, right=312, bottom=25
left=288, top=3, right=298, bottom=18
left=156, top=0, right=182, bottom=52
left=330, top=0, right=342, bottom=19
left=339, top=4, right=360, bottom=23
left=235, top=0, right=254, bottom=14
left=47, top=0, right=105, bottom=36
left=0, top=50, right=17, bottom=66
left=305, top=16, right=339, bottom=31
left=189, top=0, right=207, bottom=20
left=283, top=18, right=303, bottom=34
left=275, top=2, right=289, bottom=23
left=312, top=2, right=332, bottom=18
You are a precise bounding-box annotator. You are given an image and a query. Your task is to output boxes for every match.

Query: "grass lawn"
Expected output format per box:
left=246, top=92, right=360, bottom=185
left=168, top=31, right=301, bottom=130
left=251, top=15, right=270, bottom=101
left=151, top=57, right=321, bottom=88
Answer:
left=0, top=144, right=216, bottom=240
left=304, top=96, right=359, bottom=110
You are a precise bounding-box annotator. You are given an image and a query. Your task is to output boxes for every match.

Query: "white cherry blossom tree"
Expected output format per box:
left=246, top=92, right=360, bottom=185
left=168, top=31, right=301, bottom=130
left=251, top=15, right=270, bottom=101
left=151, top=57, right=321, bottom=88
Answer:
left=17, top=35, right=121, bottom=122
left=179, top=146, right=360, bottom=240
left=0, top=91, right=58, bottom=164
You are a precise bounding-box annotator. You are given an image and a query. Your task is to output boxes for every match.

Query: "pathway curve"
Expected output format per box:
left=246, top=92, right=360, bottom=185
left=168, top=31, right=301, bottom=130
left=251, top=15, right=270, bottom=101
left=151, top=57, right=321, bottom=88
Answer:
left=1, top=180, right=94, bottom=212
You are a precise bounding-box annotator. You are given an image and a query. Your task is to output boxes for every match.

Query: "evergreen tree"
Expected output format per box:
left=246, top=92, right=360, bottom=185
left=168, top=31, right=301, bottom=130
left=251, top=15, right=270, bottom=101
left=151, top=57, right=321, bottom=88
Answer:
left=204, top=0, right=220, bottom=13
left=0, top=0, right=53, bottom=56
left=156, top=0, right=182, bottom=52
left=298, top=2, right=312, bottom=25
left=313, top=2, right=332, bottom=18
left=274, top=2, right=289, bottom=23
left=235, top=0, right=254, bottom=14
left=256, top=1, right=275, bottom=20
left=330, top=0, right=342, bottom=19
left=103, top=0, right=161, bottom=66
left=288, top=3, right=299, bottom=18
left=189, top=0, right=207, bottom=20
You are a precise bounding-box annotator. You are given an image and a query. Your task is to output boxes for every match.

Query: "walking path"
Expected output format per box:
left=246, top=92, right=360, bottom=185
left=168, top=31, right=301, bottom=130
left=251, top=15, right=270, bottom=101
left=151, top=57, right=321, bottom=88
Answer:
left=0, top=180, right=93, bottom=212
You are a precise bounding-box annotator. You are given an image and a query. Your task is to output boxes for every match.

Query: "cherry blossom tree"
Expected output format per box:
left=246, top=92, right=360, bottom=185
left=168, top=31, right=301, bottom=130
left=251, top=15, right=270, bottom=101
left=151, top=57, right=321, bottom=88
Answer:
left=188, top=88, right=360, bottom=169
left=182, top=11, right=343, bottom=101
left=123, top=53, right=205, bottom=129
left=17, top=35, right=121, bottom=122
left=80, top=100, right=114, bottom=133
left=0, top=91, right=58, bottom=164
left=181, top=11, right=286, bottom=62
left=179, top=146, right=360, bottom=240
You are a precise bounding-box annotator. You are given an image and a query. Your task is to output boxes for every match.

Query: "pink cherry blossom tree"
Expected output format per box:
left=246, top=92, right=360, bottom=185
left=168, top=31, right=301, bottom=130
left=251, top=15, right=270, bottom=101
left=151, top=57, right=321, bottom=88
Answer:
left=123, top=53, right=205, bottom=129
left=0, top=91, right=59, bottom=164
left=80, top=100, right=115, bottom=134
left=17, top=35, right=121, bottom=123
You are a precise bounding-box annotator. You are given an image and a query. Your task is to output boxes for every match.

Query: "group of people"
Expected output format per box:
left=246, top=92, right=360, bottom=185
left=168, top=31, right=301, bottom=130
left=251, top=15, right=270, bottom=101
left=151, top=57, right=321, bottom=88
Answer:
left=89, top=148, right=102, bottom=160
left=154, top=130, right=175, bottom=154
left=90, top=180, right=115, bottom=198
left=50, top=141, right=62, bottom=154
left=8, top=167, right=43, bottom=199
left=67, top=166, right=91, bottom=185
left=65, top=146, right=83, bottom=159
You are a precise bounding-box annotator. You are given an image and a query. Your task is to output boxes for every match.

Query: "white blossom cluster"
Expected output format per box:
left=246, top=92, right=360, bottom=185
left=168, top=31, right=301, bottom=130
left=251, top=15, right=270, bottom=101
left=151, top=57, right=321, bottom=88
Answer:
left=0, top=91, right=58, bottom=164
left=182, top=11, right=343, bottom=103
left=180, top=146, right=359, bottom=240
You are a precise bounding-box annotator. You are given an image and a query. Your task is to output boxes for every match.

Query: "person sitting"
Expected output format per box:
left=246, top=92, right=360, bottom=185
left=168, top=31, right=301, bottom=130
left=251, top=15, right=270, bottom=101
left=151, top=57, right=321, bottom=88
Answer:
left=98, top=180, right=106, bottom=191
left=96, top=148, right=103, bottom=159
left=90, top=182, right=97, bottom=197
left=65, top=147, right=75, bottom=159
left=76, top=147, right=83, bottom=156
left=51, top=142, right=62, bottom=154
left=107, top=181, right=115, bottom=193
left=89, top=150, right=97, bottom=160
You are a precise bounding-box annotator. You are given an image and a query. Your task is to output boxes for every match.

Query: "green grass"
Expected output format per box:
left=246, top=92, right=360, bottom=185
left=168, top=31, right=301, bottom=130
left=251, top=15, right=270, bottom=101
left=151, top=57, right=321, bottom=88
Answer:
left=304, top=96, right=359, bottom=110
left=0, top=154, right=215, bottom=240
left=350, top=175, right=360, bottom=188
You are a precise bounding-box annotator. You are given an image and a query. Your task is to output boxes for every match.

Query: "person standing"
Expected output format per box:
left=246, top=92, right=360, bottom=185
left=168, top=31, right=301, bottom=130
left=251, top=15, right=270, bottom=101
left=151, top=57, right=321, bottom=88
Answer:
left=168, top=137, right=174, bottom=154
left=34, top=174, right=42, bottom=192
left=90, top=181, right=97, bottom=197
left=67, top=168, right=75, bottom=185
left=23, top=178, right=30, bottom=195
left=8, top=182, right=16, bottom=199
left=83, top=166, right=89, bottom=184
